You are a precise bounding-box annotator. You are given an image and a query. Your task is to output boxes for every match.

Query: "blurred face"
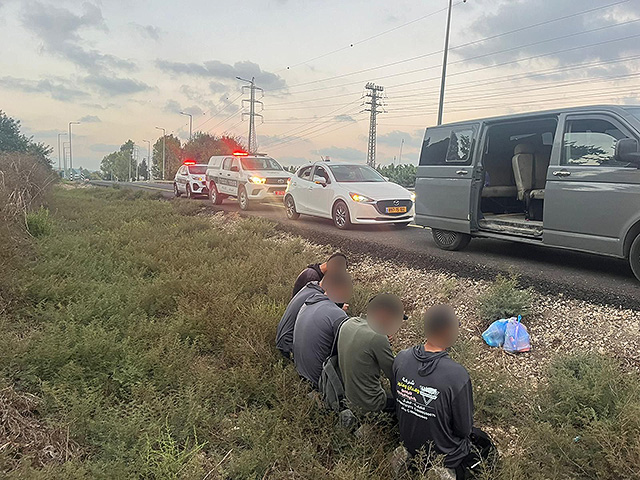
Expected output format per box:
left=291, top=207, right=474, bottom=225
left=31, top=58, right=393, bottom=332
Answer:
left=326, top=256, right=347, bottom=272
left=429, top=319, right=460, bottom=348
left=325, top=282, right=352, bottom=304
left=368, top=308, right=403, bottom=336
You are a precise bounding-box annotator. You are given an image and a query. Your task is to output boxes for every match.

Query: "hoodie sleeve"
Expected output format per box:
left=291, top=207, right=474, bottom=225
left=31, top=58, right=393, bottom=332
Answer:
left=373, top=334, right=395, bottom=382
left=292, top=269, right=316, bottom=298
left=451, top=377, right=474, bottom=439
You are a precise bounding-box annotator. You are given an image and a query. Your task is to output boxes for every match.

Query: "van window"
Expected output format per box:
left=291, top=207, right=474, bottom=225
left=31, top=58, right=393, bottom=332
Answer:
left=562, top=118, right=632, bottom=167
left=222, top=158, right=232, bottom=170
left=419, top=127, right=475, bottom=165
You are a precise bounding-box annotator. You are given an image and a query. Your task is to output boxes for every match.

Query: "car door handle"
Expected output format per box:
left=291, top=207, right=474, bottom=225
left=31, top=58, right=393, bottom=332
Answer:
left=552, top=170, right=571, bottom=177
left=456, top=170, right=468, bottom=175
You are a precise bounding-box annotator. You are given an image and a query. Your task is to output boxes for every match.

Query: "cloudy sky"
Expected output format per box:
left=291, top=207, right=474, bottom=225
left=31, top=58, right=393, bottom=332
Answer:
left=1, top=0, right=639, bottom=170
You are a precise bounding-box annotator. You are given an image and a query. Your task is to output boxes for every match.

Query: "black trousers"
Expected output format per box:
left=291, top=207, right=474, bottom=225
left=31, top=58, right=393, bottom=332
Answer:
left=454, top=428, right=497, bottom=480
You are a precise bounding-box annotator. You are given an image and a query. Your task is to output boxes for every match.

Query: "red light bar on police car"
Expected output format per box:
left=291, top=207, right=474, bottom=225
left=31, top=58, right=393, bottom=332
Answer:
left=232, top=151, right=249, bottom=156
left=183, top=159, right=196, bottom=165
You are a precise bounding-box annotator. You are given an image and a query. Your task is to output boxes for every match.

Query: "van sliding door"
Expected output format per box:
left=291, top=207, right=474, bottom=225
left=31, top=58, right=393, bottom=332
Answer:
left=415, top=124, right=479, bottom=233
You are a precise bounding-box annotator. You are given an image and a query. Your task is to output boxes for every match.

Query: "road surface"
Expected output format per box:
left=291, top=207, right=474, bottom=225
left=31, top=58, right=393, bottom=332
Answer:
left=91, top=180, right=640, bottom=309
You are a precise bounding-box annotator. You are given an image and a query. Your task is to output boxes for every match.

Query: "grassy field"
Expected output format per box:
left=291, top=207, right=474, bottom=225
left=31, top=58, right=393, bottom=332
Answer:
left=1, top=186, right=640, bottom=479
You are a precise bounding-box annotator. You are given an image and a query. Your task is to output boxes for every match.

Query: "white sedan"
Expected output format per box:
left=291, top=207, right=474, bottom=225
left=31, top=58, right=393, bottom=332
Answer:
left=284, top=162, right=415, bottom=229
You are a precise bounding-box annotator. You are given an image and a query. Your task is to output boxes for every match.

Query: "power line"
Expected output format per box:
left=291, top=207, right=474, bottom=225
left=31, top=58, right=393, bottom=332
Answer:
left=193, top=92, right=244, bottom=131
left=364, top=82, right=384, bottom=167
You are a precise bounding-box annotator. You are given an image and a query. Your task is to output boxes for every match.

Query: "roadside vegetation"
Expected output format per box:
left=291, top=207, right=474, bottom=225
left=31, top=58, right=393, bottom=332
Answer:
left=1, top=186, right=639, bottom=479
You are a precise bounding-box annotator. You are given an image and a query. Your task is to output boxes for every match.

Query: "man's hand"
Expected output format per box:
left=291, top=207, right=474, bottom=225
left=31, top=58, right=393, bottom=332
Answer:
left=342, top=303, right=349, bottom=311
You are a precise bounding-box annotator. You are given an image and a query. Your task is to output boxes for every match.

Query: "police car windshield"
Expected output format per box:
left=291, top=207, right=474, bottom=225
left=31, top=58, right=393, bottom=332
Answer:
left=188, top=166, right=207, bottom=174
left=329, top=164, right=386, bottom=182
left=241, top=157, right=282, bottom=171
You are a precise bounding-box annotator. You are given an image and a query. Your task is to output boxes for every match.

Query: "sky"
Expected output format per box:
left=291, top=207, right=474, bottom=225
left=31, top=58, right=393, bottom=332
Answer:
left=1, top=0, right=639, bottom=171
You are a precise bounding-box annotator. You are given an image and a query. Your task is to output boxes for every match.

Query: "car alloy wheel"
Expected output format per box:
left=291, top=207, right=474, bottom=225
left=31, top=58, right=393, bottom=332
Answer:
left=238, top=186, right=249, bottom=210
left=285, top=196, right=300, bottom=220
left=174, top=183, right=181, bottom=197
left=431, top=228, right=471, bottom=251
left=333, top=201, right=350, bottom=230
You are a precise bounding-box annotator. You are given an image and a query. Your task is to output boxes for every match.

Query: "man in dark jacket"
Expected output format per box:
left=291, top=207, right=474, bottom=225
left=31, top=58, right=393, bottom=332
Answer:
left=392, top=305, right=495, bottom=479
left=275, top=281, right=324, bottom=359
left=293, top=271, right=353, bottom=388
left=291, top=252, right=347, bottom=298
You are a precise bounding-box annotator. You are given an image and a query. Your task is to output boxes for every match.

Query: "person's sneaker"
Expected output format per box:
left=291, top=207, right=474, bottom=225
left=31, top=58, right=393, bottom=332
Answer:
left=390, top=445, right=409, bottom=478
left=338, top=408, right=357, bottom=429
left=431, top=466, right=456, bottom=480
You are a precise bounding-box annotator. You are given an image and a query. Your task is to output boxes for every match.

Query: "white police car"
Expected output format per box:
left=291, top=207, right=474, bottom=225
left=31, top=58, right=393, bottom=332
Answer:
left=206, top=152, right=290, bottom=210
left=174, top=160, right=209, bottom=198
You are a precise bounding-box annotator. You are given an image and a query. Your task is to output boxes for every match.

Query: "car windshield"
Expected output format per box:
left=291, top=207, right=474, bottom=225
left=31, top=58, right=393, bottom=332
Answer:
left=623, top=107, right=640, bottom=122
left=241, top=157, right=282, bottom=171
left=188, top=166, right=207, bottom=174
left=329, top=164, right=386, bottom=182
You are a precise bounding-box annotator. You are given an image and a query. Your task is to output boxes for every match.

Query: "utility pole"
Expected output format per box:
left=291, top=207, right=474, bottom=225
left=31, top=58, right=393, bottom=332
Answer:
left=68, top=121, right=80, bottom=179
left=143, top=139, right=151, bottom=180
left=437, top=0, right=467, bottom=125
left=57, top=133, right=67, bottom=176
left=237, top=76, right=263, bottom=154
left=364, top=82, right=384, bottom=168
left=155, top=127, right=166, bottom=180
left=180, top=112, right=193, bottom=140
left=398, top=138, right=405, bottom=165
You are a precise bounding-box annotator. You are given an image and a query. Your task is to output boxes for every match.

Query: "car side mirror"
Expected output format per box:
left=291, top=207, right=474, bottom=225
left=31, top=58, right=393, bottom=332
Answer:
left=314, top=176, right=327, bottom=186
left=230, top=166, right=239, bottom=172
left=615, top=138, right=640, bottom=165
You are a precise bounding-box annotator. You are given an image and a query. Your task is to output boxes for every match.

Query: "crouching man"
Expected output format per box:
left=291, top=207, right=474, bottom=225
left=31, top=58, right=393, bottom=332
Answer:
left=293, top=271, right=353, bottom=388
left=392, top=305, right=495, bottom=479
left=338, top=293, right=404, bottom=414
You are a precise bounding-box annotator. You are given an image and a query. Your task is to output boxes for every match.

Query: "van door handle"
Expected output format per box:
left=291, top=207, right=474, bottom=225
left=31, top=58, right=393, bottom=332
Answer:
left=456, top=170, right=468, bottom=175
left=552, top=170, right=571, bottom=177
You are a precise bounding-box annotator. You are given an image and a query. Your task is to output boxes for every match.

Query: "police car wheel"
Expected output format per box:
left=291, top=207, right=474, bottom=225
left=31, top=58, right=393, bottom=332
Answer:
left=285, top=195, right=300, bottom=220
left=332, top=201, right=351, bottom=230
left=431, top=228, right=471, bottom=251
left=186, top=184, right=193, bottom=199
left=238, top=186, right=249, bottom=210
left=209, top=183, right=222, bottom=205
left=174, top=183, right=181, bottom=197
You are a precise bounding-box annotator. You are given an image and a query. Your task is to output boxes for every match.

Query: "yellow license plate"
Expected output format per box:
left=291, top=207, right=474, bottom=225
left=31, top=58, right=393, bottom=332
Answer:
left=386, top=206, right=407, bottom=213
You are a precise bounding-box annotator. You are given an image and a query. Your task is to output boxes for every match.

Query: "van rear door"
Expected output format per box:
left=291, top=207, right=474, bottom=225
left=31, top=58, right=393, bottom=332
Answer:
left=415, top=124, right=479, bottom=233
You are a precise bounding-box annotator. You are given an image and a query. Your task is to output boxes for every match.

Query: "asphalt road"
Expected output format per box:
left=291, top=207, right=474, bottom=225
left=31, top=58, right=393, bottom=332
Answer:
left=91, top=180, right=640, bottom=309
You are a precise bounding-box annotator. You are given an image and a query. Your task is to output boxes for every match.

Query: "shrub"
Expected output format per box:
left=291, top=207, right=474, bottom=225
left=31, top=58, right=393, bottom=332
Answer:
left=26, top=207, right=52, bottom=237
left=477, top=274, right=532, bottom=326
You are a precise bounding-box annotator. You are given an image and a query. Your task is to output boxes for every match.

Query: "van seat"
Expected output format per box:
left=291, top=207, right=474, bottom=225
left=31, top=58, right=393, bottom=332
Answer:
left=512, top=143, right=536, bottom=201
left=482, top=186, right=517, bottom=198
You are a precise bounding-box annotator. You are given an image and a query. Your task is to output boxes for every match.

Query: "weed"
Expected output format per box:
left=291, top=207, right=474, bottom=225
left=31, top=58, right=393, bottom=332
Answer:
left=26, top=207, right=53, bottom=237
left=477, top=274, right=532, bottom=326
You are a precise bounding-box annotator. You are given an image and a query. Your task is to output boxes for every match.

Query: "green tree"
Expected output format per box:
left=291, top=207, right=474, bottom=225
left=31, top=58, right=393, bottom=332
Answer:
left=139, top=159, right=149, bottom=181
left=152, top=135, right=182, bottom=180
left=99, top=140, right=138, bottom=181
left=183, top=133, right=246, bottom=164
left=375, top=163, right=417, bottom=188
left=0, top=110, right=53, bottom=166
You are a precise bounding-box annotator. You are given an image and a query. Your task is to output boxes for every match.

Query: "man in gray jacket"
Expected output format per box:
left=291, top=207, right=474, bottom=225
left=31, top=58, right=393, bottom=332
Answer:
left=338, top=293, right=404, bottom=413
left=293, top=271, right=353, bottom=388
left=275, top=281, right=324, bottom=359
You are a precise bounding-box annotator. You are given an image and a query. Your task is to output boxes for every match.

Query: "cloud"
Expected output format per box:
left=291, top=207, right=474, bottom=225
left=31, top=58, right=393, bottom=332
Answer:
left=156, top=59, right=287, bottom=90
left=311, top=146, right=366, bottom=162
left=163, top=99, right=204, bottom=116
left=459, top=0, right=640, bottom=77
left=83, top=74, right=152, bottom=96
left=334, top=114, right=357, bottom=123
left=90, top=143, right=120, bottom=153
left=22, top=2, right=136, bottom=74
left=79, top=115, right=101, bottom=123
left=209, top=81, right=228, bottom=93
left=377, top=129, right=422, bottom=149
left=0, top=75, right=88, bottom=101
left=131, top=23, right=162, bottom=41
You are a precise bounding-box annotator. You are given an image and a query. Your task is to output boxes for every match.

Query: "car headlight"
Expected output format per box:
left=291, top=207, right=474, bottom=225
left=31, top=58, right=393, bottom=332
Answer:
left=411, top=192, right=416, bottom=202
left=349, top=192, right=375, bottom=203
left=249, top=176, right=266, bottom=184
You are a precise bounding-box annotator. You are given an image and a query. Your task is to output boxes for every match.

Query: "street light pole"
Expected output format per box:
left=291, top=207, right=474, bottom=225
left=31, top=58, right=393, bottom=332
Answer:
left=180, top=112, right=193, bottom=140
left=143, top=139, right=151, bottom=181
left=57, top=133, right=67, bottom=176
left=437, top=0, right=456, bottom=126
left=155, top=126, right=166, bottom=180
left=68, top=121, right=80, bottom=179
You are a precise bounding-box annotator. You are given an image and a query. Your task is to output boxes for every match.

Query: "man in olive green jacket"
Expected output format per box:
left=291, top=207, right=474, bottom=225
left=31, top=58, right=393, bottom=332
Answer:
left=337, top=294, right=405, bottom=413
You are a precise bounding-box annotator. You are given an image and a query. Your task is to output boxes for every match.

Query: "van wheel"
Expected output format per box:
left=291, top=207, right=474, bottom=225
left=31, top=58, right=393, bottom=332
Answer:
left=174, top=183, right=181, bottom=197
left=333, top=201, right=351, bottom=230
left=238, top=186, right=249, bottom=210
left=431, top=228, right=471, bottom=251
left=285, top=195, right=300, bottom=220
left=209, top=183, right=222, bottom=205
left=629, top=234, right=640, bottom=281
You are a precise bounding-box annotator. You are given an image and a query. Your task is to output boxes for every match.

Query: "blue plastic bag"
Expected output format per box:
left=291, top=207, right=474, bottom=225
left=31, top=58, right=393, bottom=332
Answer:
left=482, top=318, right=509, bottom=348
left=503, top=315, right=531, bottom=353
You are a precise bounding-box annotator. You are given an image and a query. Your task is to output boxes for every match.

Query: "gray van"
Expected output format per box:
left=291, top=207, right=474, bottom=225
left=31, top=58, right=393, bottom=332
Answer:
left=415, top=105, right=640, bottom=280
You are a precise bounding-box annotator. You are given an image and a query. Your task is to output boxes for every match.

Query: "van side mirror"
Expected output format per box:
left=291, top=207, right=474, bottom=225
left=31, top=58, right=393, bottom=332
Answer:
left=230, top=165, right=239, bottom=172
left=615, top=138, right=640, bottom=165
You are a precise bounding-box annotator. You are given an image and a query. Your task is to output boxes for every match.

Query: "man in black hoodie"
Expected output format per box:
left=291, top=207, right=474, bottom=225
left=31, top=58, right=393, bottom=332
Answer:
left=392, top=305, right=495, bottom=479
left=293, top=271, right=353, bottom=388
left=275, top=281, right=325, bottom=359
left=291, top=252, right=347, bottom=298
